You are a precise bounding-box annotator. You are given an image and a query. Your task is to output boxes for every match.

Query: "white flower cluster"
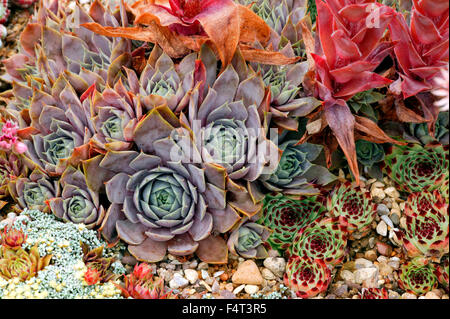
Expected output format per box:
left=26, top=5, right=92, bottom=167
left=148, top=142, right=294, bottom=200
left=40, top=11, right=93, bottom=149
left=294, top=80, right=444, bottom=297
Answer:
left=0, top=209, right=127, bottom=299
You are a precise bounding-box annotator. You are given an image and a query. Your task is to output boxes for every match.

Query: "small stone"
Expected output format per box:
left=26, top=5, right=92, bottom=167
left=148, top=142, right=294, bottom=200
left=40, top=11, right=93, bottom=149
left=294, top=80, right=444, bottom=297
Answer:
left=244, top=284, right=259, bottom=295
left=220, top=273, right=229, bottom=281
left=169, top=273, right=189, bottom=289
left=340, top=270, right=355, bottom=283
left=201, top=270, right=209, bottom=279
left=387, top=257, right=400, bottom=270
left=442, top=294, right=449, bottom=299
left=225, top=283, right=234, bottom=292
left=373, top=182, right=385, bottom=188
left=384, top=187, right=399, bottom=198
left=371, top=188, right=386, bottom=200
left=263, top=257, right=286, bottom=277
left=381, top=215, right=394, bottom=228
left=378, top=263, right=393, bottom=276
left=354, top=268, right=378, bottom=288
left=267, top=249, right=281, bottom=258
left=233, top=284, right=246, bottom=295
left=431, top=289, right=443, bottom=298
left=377, top=204, right=390, bottom=216
left=388, top=290, right=400, bottom=299
left=376, top=221, right=388, bottom=236
left=197, top=262, right=209, bottom=270
left=364, top=250, right=378, bottom=262
left=355, top=258, right=374, bottom=269
left=184, top=269, right=199, bottom=285
left=199, top=280, right=212, bottom=292
left=402, top=292, right=417, bottom=299
left=261, top=268, right=276, bottom=280
left=211, top=280, right=220, bottom=294
left=232, top=260, right=264, bottom=285
left=214, top=271, right=224, bottom=278
left=425, top=291, right=440, bottom=299
left=376, top=242, right=393, bottom=256
left=334, top=284, right=348, bottom=297
left=389, top=212, right=400, bottom=225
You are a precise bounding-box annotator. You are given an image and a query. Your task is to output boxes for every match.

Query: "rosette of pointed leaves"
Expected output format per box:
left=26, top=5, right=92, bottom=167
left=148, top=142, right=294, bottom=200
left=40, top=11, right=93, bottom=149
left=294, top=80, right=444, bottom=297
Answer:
left=301, top=0, right=397, bottom=184
left=256, top=61, right=322, bottom=130
left=47, top=165, right=105, bottom=229
left=259, top=140, right=335, bottom=195
left=1, top=0, right=131, bottom=92
left=259, top=193, right=326, bottom=253
left=383, top=143, right=449, bottom=193
left=81, top=242, right=117, bottom=283
left=22, top=77, right=94, bottom=176
left=284, top=255, right=332, bottom=298
left=118, top=263, right=175, bottom=299
left=290, top=217, right=347, bottom=266
left=328, top=182, right=377, bottom=236
left=87, top=105, right=236, bottom=263
left=125, top=45, right=201, bottom=113
left=1, top=226, right=27, bottom=250
left=388, top=0, right=449, bottom=98
left=434, top=258, right=449, bottom=292
left=358, top=288, right=389, bottom=299
left=405, top=111, right=449, bottom=145
left=398, top=257, right=438, bottom=295
left=394, top=190, right=448, bottom=262
left=0, top=152, right=27, bottom=199
left=90, top=80, right=142, bottom=152
left=227, top=215, right=271, bottom=259
left=8, top=168, right=59, bottom=213
left=347, top=89, right=384, bottom=121
left=0, top=245, right=52, bottom=281
left=355, top=140, right=385, bottom=168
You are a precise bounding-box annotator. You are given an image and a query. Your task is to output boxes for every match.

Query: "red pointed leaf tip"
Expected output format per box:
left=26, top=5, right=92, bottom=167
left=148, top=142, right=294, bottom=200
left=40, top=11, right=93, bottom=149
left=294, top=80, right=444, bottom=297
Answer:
left=80, top=83, right=97, bottom=103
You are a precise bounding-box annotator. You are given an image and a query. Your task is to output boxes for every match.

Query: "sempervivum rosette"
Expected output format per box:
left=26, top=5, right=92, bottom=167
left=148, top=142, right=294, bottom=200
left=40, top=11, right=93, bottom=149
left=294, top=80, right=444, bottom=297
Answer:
left=8, top=168, right=59, bottom=213
left=88, top=106, right=238, bottom=263
left=22, top=77, right=94, bottom=176
left=289, top=217, right=348, bottom=266
left=434, top=258, right=449, bottom=292
left=259, top=193, right=327, bottom=253
left=47, top=166, right=105, bottom=229
left=259, top=139, right=336, bottom=195
left=383, top=143, right=449, bottom=193
left=90, top=80, right=142, bottom=152
left=125, top=45, right=201, bottom=113
left=227, top=215, right=271, bottom=259
left=404, top=112, right=449, bottom=146
left=398, top=257, right=438, bottom=295
left=355, top=140, right=385, bottom=168
left=182, top=47, right=280, bottom=217
left=358, top=288, right=389, bottom=299
left=394, top=190, right=449, bottom=262
left=284, top=255, right=332, bottom=298
left=256, top=61, right=322, bottom=130
left=327, top=182, right=377, bottom=237
left=1, top=152, right=27, bottom=199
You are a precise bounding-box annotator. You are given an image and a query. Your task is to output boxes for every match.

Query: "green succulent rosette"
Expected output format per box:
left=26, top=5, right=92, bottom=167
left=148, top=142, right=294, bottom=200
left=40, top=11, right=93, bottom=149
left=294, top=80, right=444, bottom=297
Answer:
left=383, top=143, right=449, bottom=193
left=405, top=112, right=449, bottom=145
left=398, top=257, right=438, bottom=295
left=394, top=190, right=449, bottom=262
left=327, top=181, right=377, bottom=236
left=227, top=217, right=271, bottom=259
left=289, top=217, right=348, bottom=266
left=259, top=193, right=326, bottom=253
left=284, top=255, right=332, bottom=299
left=355, top=140, right=385, bottom=167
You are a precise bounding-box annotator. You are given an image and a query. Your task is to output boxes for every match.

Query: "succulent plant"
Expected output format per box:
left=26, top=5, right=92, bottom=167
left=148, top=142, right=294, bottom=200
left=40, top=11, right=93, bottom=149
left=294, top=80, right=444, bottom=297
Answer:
left=383, top=143, right=449, bottom=193
left=347, top=90, right=384, bottom=122
left=358, top=288, right=389, bottom=299
left=0, top=0, right=9, bottom=25
left=327, top=182, right=377, bottom=236
left=118, top=263, right=175, bottom=299
left=11, top=0, right=38, bottom=8
left=0, top=151, right=27, bottom=199
left=289, top=217, right=348, bottom=266
left=398, top=257, right=438, bottom=295
left=87, top=105, right=235, bottom=263
left=405, top=111, right=449, bottom=145
left=8, top=168, right=59, bottom=213
left=259, top=193, right=326, bottom=253
left=394, top=190, right=448, bottom=262
left=355, top=140, right=385, bottom=168
left=47, top=165, right=105, bottom=229
left=227, top=216, right=271, bottom=259
left=434, top=258, right=449, bottom=292
left=0, top=245, right=52, bottom=281
left=0, top=120, right=27, bottom=154
left=81, top=242, right=117, bottom=283
left=1, top=226, right=27, bottom=250
left=284, top=255, right=332, bottom=298
left=259, top=140, right=335, bottom=195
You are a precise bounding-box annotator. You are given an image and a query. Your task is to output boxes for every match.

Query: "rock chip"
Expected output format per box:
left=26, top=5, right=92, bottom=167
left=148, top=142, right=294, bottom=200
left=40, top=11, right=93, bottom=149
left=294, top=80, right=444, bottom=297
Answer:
left=232, top=260, right=264, bottom=285
left=355, top=258, right=374, bottom=269
left=364, top=250, right=378, bottom=262
left=261, top=268, right=276, bottom=280
left=376, top=242, right=392, bottom=256
left=402, top=292, right=417, bottom=299
left=184, top=269, right=199, bottom=284
left=263, top=257, right=286, bottom=277
left=377, top=204, right=390, bottom=216
left=376, top=221, right=388, bottom=236
left=244, top=284, right=259, bottom=294
left=233, top=284, right=246, bottom=294
left=340, top=270, right=355, bottom=283
left=169, top=273, right=189, bottom=289
left=425, top=291, right=440, bottom=299
left=354, top=268, right=378, bottom=288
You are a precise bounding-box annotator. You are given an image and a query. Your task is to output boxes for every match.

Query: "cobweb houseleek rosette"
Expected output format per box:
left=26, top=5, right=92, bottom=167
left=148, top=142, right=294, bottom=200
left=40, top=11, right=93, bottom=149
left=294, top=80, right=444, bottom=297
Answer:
left=289, top=217, right=348, bottom=266
left=327, top=182, right=377, bottom=237
left=87, top=105, right=239, bottom=264
left=398, top=257, right=438, bottom=295
left=394, top=190, right=449, bottom=262
left=47, top=166, right=106, bottom=229
left=22, top=77, right=94, bottom=176
left=259, top=193, right=327, bottom=253
left=8, top=168, right=59, bottom=213
left=284, top=255, right=332, bottom=298
left=383, top=142, right=449, bottom=193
